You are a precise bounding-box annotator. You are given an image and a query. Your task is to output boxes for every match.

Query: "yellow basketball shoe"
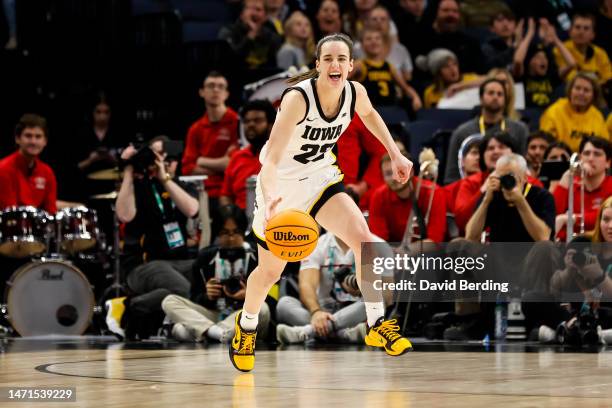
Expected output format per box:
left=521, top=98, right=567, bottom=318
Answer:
left=229, top=311, right=258, bottom=372
left=105, top=296, right=127, bottom=340
left=365, top=317, right=413, bottom=356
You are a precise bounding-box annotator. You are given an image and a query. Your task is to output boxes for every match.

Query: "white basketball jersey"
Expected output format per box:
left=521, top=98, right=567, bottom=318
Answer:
left=259, top=78, right=356, bottom=179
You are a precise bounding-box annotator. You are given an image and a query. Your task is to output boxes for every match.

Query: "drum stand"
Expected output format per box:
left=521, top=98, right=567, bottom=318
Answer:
left=107, top=203, right=123, bottom=298
left=178, top=175, right=209, bottom=249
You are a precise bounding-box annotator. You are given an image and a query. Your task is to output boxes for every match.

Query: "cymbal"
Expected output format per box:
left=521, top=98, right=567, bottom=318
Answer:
left=88, top=168, right=122, bottom=180
left=90, top=191, right=118, bottom=200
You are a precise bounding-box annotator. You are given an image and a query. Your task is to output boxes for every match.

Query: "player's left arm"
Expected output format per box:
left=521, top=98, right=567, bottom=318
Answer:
left=353, top=81, right=413, bottom=183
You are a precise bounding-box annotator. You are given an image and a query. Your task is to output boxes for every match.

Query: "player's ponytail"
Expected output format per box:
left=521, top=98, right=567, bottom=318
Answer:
left=287, top=68, right=318, bottom=85
left=287, top=33, right=354, bottom=85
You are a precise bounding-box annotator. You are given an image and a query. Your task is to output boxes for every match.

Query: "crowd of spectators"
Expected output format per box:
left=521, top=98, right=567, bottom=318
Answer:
left=1, top=0, right=612, bottom=344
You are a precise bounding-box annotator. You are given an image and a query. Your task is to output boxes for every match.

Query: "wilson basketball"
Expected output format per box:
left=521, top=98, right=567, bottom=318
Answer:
left=265, top=209, right=319, bottom=261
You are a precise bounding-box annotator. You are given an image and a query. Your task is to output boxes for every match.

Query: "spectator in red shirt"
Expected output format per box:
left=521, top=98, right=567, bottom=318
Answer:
left=182, top=71, right=239, bottom=210
left=454, top=131, right=524, bottom=234
left=554, top=136, right=612, bottom=241
left=455, top=131, right=547, bottom=235
left=443, top=134, right=482, bottom=216
left=220, top=100, right=275, bottom=210
left=0, top=114, right=57, bottom=214
left=337, top=114, right=386, bottom=210
left=369, top=150, right=446, bottom=244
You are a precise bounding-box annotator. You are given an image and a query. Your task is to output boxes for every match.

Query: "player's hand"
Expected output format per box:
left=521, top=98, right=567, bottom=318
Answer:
left=391, top=154, right=413, bottom=184
left=264, top=196, right=282, bottom=227
left=206, top=278, right=223, bottom=301
left=311, top=310, right=335, bottom=338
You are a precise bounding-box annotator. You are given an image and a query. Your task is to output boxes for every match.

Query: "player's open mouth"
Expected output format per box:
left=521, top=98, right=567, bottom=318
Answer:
left=329, top=73, right=341, bottom=82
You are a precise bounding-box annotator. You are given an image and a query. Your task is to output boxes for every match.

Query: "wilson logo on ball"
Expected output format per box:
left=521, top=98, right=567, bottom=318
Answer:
left=265, top=209, right=320, bottom=261
left=273, top=231, right=311, bottom=242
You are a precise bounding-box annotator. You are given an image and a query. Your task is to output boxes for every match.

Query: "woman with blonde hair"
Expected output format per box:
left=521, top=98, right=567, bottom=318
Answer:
left=591, top=196, right=612, bottom=243
left=276, top=11, right=316, bottom=70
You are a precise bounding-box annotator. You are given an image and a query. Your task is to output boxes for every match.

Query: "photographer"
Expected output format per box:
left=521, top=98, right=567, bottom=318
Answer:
left=162, top=205, right=270, bottom=342
left=551, top=197, right=612, bottom=304
left=443, top=154, right=556, bottom=340
left=529, top=199, right=612, bottom=344
left=105, top=136, right=199, bottom=340
left=275, top=232, right=367, bottom=344
left=466, top=153, right=555, bottom=243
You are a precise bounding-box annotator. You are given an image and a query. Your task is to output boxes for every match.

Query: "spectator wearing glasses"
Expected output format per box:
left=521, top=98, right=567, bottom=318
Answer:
left=182, top=72, right=239, bottom=212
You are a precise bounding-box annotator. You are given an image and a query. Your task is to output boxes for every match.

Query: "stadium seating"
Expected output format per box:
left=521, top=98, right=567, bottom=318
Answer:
left=131, top=0, right=173, bottom=16
left=170, top=0, right=231, bottom=23
left=182, top=21, right=223, bottom=43
left=416, top=108, right=473, bottom=130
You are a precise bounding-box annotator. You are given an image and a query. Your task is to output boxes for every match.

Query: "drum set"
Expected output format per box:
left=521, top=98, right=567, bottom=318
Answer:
left=0, top=205, right=99, bottom=336
left=1, top=165, right=210, bottom=337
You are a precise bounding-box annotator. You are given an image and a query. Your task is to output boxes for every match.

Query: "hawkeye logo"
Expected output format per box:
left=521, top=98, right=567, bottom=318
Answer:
left=273, top=231, right=310, bottom=241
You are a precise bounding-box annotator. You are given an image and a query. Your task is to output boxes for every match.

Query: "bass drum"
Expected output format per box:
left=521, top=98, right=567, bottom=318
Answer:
left=5, top=260, right=94, bottom=336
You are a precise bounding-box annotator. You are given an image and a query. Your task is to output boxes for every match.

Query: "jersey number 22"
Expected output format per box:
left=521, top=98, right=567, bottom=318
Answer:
left=293, top=143, right=334, bottom=164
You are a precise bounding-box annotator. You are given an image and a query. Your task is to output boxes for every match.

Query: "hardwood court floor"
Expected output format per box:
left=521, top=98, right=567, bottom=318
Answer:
left=1, top=338, right=612, bottom=408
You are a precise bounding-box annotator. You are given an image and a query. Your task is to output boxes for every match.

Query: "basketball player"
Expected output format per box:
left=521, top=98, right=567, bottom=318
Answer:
left=230, top=33, right=414, bottom=372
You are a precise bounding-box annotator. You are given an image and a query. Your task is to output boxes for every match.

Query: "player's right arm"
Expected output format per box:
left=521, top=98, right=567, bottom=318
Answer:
left=259, top=89, right=306, bottom=223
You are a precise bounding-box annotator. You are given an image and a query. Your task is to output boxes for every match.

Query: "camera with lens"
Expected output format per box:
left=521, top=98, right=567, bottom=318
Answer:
left=567, top=236, right=592, bottom=268
left=333, top=265, right=359, bottom=291
left=556, top=308, right=601, bottom=346
left=220, top=276, right=243, bottom=294
left=218, top=247, right=247, bottom=294
left=499, top=173, right=517, bottom=190
left=120, top=144, right=157, bottom=175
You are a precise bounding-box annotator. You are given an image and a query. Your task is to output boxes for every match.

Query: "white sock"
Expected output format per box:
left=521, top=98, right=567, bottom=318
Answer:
left=365, top=302, right=385, bottom=327
left=240, top=310, right=259, bottom=331
left=206, top=324, right=224, bottom=341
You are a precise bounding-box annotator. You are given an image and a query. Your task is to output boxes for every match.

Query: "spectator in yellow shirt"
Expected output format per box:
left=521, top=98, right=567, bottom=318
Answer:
left=607, top=113, right=612, bottom=137
left=416, top=48, right=482, bottom=108
left=553, top=12, right=612, bottom=85
left=540, top=72, right=609, bottom=152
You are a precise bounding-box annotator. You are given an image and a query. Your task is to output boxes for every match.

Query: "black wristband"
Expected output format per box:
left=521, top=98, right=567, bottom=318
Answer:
left=310, top=308, right=321, bottom=316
